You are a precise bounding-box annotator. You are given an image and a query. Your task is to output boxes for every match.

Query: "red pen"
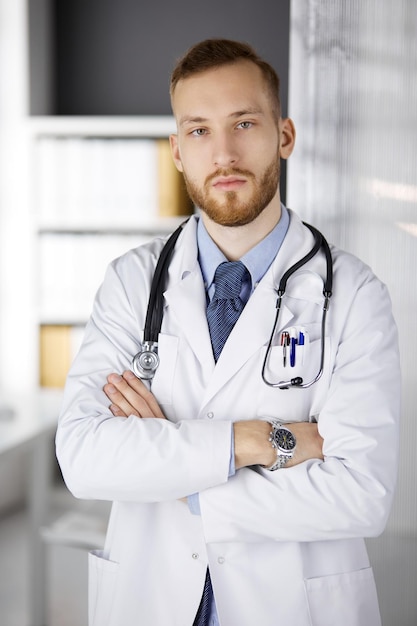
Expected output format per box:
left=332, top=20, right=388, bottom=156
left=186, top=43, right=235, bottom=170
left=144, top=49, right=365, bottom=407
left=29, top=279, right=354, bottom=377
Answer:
left=281, top=331, right=290, bottom=367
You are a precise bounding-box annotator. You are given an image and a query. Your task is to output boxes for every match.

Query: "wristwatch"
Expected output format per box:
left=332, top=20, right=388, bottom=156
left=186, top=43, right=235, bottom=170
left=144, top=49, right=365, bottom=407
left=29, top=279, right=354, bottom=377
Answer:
left=264, top=421, right=297, bottom=471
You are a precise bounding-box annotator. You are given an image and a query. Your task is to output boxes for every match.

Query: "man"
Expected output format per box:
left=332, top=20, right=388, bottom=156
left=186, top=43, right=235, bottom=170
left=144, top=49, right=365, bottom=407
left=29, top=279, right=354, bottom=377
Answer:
left=56, top=39, right=400, bottom=626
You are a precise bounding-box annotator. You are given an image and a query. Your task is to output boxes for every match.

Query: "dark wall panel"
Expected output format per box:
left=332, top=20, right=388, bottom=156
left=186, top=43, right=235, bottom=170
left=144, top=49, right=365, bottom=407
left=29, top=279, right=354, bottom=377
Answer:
left=54, top=0, right=290, bottom=116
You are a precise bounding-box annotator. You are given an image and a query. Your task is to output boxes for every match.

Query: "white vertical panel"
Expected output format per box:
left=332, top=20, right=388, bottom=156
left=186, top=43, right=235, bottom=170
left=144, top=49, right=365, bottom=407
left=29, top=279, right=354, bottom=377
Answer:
left=288, top=1, right=417, bottom=623
left=0, top=0, right=38, bottom=389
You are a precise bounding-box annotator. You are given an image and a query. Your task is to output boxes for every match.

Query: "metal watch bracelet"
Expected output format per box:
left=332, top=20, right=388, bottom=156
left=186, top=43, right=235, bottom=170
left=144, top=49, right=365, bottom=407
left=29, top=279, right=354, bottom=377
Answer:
left=264, top=420, right=296, bottom=471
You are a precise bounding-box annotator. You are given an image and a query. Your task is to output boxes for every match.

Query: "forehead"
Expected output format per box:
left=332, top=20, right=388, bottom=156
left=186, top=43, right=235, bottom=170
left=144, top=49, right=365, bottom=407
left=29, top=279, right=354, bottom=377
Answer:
left=172, top=60, right=273, bottom=122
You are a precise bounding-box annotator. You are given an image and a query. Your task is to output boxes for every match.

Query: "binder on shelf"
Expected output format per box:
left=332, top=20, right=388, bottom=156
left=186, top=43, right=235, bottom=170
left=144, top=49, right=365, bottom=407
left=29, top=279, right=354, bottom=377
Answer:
left=39, top=325, right=85, bottom=388
left=35, top=136, right=160, bottom=227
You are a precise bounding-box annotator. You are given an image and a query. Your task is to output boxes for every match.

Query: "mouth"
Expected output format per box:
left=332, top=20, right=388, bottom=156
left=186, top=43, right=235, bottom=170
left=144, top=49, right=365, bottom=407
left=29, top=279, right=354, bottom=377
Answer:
left=211, top=176, right=247, bottom=192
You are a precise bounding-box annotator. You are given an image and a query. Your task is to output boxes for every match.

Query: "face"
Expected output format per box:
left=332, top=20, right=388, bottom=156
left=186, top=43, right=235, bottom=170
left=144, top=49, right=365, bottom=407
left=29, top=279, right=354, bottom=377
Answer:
left=170, top=60, right=295, bottom=228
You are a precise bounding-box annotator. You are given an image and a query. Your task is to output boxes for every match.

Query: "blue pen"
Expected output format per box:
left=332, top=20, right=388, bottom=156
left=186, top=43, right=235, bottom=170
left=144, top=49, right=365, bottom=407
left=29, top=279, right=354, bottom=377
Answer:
left=298, top=329, right=305, bottom=365
left=290, top=328, right=297, bottom=367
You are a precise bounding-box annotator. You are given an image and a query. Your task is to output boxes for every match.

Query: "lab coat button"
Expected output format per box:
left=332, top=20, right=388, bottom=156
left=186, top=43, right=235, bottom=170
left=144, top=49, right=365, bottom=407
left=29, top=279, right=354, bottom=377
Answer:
left=217, top=556, right=225, bottom=564
left=207, top=412, right=214, bottom=419
left=192, top=553, right=199, bottom=560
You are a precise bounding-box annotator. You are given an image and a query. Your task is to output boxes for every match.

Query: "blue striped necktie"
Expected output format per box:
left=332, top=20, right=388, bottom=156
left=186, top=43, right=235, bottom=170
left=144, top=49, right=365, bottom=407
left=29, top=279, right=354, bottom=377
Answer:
left=206, top=261, right=249, bottom=362
left=193, top=261, right=249, bottom=626
left=193, top=568, right=214, bottom=626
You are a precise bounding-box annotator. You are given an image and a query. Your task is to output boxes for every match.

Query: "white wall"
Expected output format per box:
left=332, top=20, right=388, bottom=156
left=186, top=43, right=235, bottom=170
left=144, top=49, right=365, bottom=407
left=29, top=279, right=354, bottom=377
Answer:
left=0, top=0, right=38, bottom=514
left=288, top=2, right=417, bottom=624
left=0, top=0, right=37, bottom=392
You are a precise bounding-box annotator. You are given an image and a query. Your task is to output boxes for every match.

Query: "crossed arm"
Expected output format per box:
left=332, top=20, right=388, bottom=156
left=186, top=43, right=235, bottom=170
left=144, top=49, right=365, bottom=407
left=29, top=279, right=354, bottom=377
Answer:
left=104, top=370, right=324, bottom=471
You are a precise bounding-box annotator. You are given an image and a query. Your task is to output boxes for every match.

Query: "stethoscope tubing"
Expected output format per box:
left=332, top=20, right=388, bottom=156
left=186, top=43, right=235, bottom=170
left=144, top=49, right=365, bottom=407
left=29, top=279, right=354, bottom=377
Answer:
left=132, top=219, right=189, bottom=379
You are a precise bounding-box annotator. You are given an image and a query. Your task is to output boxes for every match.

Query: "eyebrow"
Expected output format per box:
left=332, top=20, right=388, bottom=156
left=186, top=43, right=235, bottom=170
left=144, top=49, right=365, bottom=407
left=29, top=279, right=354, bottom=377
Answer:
left=178, top=108, right=264, bottom=128
left=179, top=116, right=207, bottom=128
left=230, top=108, right=264, bottom=118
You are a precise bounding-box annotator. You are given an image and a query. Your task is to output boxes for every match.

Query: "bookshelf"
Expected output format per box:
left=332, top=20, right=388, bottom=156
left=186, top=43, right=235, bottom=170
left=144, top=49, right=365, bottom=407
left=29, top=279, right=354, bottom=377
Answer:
left=27, top=115, right=193, bottom=388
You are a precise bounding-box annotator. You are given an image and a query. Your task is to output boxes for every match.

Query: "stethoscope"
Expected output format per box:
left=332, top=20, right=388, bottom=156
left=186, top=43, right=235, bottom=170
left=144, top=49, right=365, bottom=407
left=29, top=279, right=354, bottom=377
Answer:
left=132, top=219, right=333, bottom=388
left=261, top=222, right=333, bottom=389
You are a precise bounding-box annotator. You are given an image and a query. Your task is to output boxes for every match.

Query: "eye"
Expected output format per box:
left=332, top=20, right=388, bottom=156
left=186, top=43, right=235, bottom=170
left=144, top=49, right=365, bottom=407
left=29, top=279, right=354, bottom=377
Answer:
left=237, top=121, right=253, bottom=130
left=191, top=128, right=207, bottom=136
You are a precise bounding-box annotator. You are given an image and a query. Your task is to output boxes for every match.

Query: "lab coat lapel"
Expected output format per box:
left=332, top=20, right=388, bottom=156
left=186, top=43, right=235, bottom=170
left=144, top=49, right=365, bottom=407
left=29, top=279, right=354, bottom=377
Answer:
left=164, top=269, right=215, bottom=371
left=163, top=218, right=215, bottom=373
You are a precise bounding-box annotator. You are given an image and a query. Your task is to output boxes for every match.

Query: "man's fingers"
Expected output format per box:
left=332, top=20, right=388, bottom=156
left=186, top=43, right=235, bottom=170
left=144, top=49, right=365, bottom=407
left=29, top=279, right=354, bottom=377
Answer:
left=122, top=370, right=166, bottom=418
left=104, top=371, right=166, bottom=419
left=109, top=403, right=128, bottom=417
left=103, top=382, right=140, bottom=417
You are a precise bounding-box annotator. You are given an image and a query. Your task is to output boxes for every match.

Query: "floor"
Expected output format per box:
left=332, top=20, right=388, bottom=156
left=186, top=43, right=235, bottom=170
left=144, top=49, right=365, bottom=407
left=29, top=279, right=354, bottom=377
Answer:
left=0, top=508, right=30, bottom=626
left=0, top=506, right=88, bottom=626
left=0, top=483, right=110, bottom=626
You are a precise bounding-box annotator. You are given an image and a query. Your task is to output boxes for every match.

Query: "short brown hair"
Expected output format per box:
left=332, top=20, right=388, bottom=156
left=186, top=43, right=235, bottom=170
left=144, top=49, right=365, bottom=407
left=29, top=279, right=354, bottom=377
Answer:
left=170, top=38, right=281, bottom=117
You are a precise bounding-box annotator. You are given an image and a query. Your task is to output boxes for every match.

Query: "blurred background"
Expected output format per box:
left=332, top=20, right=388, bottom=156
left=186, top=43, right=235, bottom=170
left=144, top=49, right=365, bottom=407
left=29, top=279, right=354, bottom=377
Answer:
left=0, top=0, right=416, bottom=624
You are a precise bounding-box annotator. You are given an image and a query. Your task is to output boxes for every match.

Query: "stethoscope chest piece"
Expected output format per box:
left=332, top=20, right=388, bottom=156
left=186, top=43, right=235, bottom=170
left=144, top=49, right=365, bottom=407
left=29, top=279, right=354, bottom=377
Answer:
left=132, top=341, right=160, bottom=380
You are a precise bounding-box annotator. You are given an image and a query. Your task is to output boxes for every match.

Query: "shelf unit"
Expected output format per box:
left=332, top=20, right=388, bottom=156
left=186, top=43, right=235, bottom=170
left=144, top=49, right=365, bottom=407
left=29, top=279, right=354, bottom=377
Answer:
left=25, top=115, right=191, bottom=387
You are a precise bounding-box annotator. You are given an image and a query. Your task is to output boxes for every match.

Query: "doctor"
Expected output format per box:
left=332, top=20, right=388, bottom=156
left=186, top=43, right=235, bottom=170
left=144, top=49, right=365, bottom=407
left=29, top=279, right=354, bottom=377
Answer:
left=56, top=39, right=401, bottom=626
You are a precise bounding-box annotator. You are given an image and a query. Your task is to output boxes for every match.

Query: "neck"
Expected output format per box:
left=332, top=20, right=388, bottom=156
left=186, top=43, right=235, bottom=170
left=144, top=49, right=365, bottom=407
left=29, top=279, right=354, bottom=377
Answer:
left=201, top=197, right=282, bottom=261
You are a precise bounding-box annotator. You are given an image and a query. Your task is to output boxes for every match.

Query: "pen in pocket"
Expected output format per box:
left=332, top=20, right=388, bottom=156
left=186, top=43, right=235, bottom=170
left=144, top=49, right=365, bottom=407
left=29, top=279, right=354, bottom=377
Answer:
left=298, top=328, right=305, bottom=365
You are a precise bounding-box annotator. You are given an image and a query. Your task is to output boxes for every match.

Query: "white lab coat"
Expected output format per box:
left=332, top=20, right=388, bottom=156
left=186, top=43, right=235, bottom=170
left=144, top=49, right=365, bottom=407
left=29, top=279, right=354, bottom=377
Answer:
left=56, top=210, right=401, bottom=626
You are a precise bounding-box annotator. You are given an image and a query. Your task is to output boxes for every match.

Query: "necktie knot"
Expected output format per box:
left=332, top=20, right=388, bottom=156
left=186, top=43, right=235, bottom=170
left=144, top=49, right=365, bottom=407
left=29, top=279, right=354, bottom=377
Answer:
left=212, top=261, right=248, bottom=300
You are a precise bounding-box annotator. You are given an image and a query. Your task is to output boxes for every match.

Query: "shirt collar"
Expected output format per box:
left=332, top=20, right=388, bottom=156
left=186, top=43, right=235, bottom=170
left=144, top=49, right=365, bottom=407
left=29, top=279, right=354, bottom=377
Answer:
left=197, top=204, right=290, bottom=292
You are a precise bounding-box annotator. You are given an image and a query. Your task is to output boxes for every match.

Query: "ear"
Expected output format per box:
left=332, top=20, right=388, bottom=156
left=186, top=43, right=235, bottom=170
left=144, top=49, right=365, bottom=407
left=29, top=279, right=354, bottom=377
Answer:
left=278, top=118, right=296, bottom=160
left=169, top=134, right=183, bottom=172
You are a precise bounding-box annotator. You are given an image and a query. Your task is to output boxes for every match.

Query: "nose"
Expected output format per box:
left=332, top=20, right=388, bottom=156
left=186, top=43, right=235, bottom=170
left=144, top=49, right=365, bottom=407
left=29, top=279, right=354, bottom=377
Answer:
left=212, top=132, right=238, bottom=168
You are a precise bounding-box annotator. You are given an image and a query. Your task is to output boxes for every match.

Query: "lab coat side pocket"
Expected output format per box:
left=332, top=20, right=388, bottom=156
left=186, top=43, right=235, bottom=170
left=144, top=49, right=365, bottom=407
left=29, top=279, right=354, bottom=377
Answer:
left=88, top=550, right=119, bottom=626
left=304, top=567, right=381, bottom=626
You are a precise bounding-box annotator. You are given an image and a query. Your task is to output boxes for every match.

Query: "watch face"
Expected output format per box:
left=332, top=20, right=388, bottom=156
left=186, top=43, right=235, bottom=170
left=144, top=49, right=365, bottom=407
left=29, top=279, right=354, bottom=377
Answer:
left=275, top=428, right=296, bottom=451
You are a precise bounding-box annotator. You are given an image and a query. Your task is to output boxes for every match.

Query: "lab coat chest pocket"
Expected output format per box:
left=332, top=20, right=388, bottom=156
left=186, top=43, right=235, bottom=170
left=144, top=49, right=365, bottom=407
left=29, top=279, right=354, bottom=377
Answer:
left=149, top=333, right=179, bottom=407
left=257, top=322, right=331, bottom=422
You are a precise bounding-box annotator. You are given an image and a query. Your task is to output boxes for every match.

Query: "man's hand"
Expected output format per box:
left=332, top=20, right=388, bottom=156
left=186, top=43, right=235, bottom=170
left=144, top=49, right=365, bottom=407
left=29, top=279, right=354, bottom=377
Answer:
left=103, top=370, right=166, bottom=419
left=234, top=420, right=324, bottom=470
